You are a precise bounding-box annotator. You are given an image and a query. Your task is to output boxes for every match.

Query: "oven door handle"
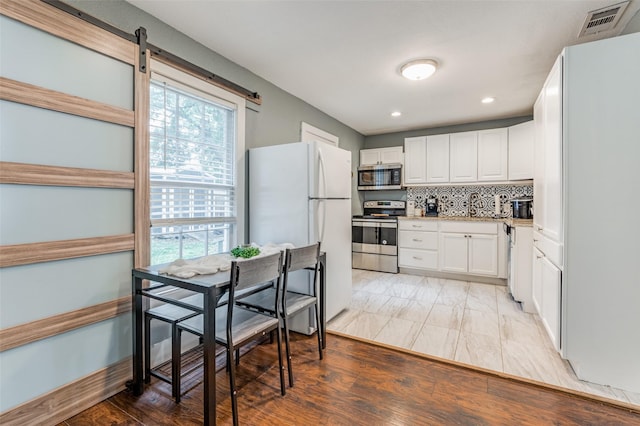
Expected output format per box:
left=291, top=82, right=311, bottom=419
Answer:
left=352, top=221, right=397, bottom=228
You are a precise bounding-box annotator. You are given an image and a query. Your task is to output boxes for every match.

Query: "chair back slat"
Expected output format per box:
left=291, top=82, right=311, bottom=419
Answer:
left=231, top=251, right=283, bottom=293
left=281, top=243, right=321, bottom=310
left=286, top=243, right=321, bottom=273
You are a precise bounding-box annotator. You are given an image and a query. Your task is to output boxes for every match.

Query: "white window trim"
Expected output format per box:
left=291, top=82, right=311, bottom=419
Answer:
left=150, top=58, right=246, bottom=244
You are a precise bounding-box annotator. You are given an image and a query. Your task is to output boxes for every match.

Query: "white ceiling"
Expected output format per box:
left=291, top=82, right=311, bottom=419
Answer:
left=127, top=0, right=639, bottom=136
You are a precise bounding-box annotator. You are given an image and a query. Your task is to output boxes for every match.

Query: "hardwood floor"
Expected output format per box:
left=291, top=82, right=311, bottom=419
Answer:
left=59, top=333, right=640, bottom=425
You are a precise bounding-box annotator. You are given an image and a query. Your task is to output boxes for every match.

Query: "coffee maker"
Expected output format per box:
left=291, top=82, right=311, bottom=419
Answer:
left=425, top=198, right=438, bottom=216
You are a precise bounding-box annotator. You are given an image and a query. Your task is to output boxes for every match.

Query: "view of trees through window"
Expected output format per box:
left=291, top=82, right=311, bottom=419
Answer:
left=149, top=80, right=237, bottom=264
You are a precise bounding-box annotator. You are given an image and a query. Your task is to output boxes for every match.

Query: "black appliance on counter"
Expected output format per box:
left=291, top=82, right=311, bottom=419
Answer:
left=425, top=198, right=438, bottom=216
left=352, top=200, right=406, bottom=273
left=511, top=198, right=533, bottom=219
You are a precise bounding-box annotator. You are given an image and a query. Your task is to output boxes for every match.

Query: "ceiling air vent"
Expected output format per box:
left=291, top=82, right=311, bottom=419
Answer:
left=578, top=1, right=629, bottom=37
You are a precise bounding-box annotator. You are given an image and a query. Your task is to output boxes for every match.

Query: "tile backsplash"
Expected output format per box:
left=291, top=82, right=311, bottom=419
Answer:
left=406, top=184, right=533, bottom=218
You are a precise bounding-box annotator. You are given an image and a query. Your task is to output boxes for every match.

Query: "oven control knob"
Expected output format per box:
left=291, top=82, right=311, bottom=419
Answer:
left=382, top=240, right=387, bottom=245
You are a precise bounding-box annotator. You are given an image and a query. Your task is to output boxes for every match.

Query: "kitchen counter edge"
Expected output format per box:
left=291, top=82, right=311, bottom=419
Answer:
left=398, top=216, right=533, bottom=227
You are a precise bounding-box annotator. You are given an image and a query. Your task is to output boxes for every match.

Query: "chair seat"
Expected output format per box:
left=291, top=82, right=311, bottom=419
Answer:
left=146, top=293, right=202, bottom=321
left=238, top=288, right=317, bottom=316
left=178, top=307, right=279, bottom=346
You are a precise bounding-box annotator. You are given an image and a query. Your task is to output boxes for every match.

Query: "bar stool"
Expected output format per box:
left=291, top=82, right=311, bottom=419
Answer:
left=236, top=242, right=323, bottom=387
left=144, top=293, right=202, bottom=396
left=174, top=252, right=286, bottom=426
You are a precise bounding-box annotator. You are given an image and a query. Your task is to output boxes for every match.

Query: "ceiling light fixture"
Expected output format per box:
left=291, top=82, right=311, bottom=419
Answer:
left=391, top=111, right=402, bottom=117
left=481, top=97, right=496, bottom=104
left=401, top=59, right=438, bottom=80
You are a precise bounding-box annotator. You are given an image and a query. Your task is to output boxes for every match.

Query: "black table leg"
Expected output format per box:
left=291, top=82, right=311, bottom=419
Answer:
left=320, top=254, right=326, bottom=349
left=132, top=274, right=143, bottom=395
left=203, top=288, right=217, bottom=425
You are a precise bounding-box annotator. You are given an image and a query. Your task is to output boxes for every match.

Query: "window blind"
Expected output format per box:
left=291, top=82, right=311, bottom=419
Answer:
left=149, top=79, right=238, bottom=263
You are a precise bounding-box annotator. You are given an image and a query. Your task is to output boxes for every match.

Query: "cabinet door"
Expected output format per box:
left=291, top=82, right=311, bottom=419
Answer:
left=439, top=233, right=468, bottom=273
left=360, top=149, right=380, bottom=166
left=426, top=134, right=450, bottom=183
left=379, top=146, right=404, bottom=164
left=468, top=234, right=498, bottom=276
left=533, top=94, right=545, bottom=232
left=541, top=256, right=561, bottom=352
left=543, top=56, right=563, bottom=243
left=449, top=131, right=478, bottom=182
left=403, top=137, right=427, bottom=184
left=477, top=128, right=508, bottom=181
left=532, top=247, right=543, bottom=315
left=508, top=121, right=534, bottom=180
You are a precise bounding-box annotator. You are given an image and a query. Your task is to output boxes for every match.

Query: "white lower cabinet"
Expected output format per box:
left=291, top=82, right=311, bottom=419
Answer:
left=532, top=245, right=562, bottom=352
left=468, top=234, right=499, bottom=275
left=399, top=219, right=500, bottom=278
left=440, top=232, right=498, bottom=276
left=439, top=233, right=468, bottom=273
left=398, top=219, right=438, bottom=270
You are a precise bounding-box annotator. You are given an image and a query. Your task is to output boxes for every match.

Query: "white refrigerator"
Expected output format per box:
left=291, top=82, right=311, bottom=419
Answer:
left=249, top=141, right=353, bottom=334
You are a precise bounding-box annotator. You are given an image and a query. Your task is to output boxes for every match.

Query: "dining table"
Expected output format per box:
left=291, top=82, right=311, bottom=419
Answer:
left=131, top=252, right=326, bottom=425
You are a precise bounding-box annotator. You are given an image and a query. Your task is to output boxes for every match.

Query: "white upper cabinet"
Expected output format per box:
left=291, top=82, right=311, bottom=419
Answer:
left=360, top=146, right=403, bottom=166
left=449, top=131, right=478, bottom=182
left=426, top=134, right=450, bottom=183
left=403, top=137, right=427, bottom=184
left=534, top=56, right=563, bottom=244
left=396, top=124, right=533, bottom=186
left=508, top=121, right=534, bottom=180
left=533, top=94, right=545, bottom=233
left=542, top=57, right=563, bottom=244
left=477, top=128, right=508, bottom=181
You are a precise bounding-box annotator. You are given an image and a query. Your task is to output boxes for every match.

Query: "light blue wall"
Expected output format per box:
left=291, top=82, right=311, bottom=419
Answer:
left=0, top=13, right=135, bottom=413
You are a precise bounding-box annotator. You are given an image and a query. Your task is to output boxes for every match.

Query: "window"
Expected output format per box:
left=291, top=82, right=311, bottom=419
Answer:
left=149, top=61, right=245, bottom=264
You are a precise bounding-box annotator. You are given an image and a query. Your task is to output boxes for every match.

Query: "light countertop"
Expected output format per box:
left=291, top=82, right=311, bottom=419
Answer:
left=399, top=215, right=533, bottom=227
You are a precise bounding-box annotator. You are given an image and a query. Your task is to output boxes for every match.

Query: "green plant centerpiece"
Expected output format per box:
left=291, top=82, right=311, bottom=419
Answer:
left=230, top=245, right=260, bottom=259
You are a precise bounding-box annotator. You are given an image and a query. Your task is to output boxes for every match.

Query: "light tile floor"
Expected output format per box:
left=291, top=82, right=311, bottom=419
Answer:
left=328, top=269, right=640, bottom=407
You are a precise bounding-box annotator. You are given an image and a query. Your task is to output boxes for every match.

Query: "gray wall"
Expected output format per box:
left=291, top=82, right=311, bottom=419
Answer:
left=363, top=116, right=532, bottom=149
left=67, top=0, right=366, bottom=221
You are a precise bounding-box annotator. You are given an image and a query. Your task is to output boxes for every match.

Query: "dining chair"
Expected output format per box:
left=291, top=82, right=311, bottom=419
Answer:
left=236, top=242, right=323, bottom=387
left=174, top=251, right=286, bottom=425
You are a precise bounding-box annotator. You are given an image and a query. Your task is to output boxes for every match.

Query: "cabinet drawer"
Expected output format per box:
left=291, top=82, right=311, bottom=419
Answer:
left=398, top=219, right=438, bottom=232
left=399, top=230, right=438, bottom=250
left=439, top=221, right=497, bottom=234
left=399, top=248, right=438, bottom=270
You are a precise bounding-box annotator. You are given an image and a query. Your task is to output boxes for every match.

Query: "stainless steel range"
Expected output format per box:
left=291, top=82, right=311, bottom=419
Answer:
left=352, top=200, right=406, bottom=273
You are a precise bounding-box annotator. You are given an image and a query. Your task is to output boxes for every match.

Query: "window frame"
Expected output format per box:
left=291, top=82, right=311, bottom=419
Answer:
left=148, top=59, right=246, bottom=262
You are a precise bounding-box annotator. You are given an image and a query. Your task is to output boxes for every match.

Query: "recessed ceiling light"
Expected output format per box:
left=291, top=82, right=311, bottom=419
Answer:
left=391, top=111, right=402, bottom=117
left=401, top=59, right=438, bottom=80
left=481, top=97, right=496, bottom=104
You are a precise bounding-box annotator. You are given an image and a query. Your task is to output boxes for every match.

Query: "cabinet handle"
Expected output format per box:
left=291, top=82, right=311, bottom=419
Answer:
left=537, top=226, right=543, bottom=231
left=412, top=238, right=423, bottom=242
left=412, top=225, right=422, bottom=228
left=412, top=256, right=423, bottom=260
left=536, top=255, right=543, bottom=259
left=533, top=239, right=538, bottom=242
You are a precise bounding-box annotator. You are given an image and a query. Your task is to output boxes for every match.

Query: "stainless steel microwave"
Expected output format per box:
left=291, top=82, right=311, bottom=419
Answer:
left=357, top=164, right=402, bottom=190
